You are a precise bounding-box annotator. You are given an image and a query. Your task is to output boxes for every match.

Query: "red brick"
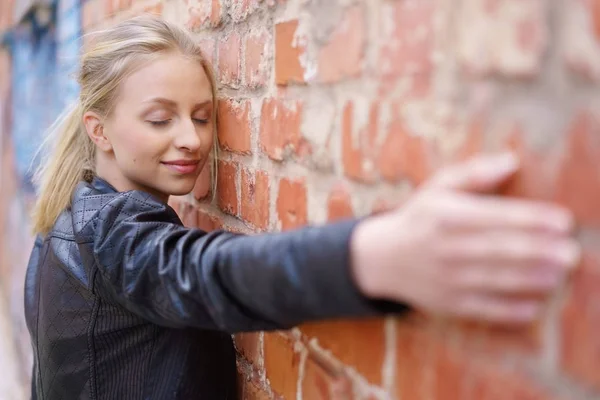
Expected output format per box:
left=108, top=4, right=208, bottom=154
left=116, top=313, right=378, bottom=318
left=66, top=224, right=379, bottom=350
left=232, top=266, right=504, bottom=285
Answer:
left=198, top=39, right=216, bottom=66
left=210, top=0, right=222, bottom=26
left=498, top=125, right=555, bottom=200
left=395, top=322, right=432, bottom=399
left=216, top=160, right=238, bottom=216
left=217, top=99, right=251, bottom=154
left=561, top=247, right=600, bottom=390
left=186, top=0, right=221, bottom=30
left=450, top=319, right=541, bottom=364
left=467, top=365, right=561, bottom=400
left=456, top=0, right=546, bottom=77
left=193, top=163, right=211, bottom=200
left=167, top=196, right=183, bottom=215
left=245, top=30, right=270, bottom=88
left=104, top=0, right=116, bottom=16
left=276, top=178, right=307, bottom=231
left=554, top=112, right=600, bottom=227
left=118, top=0, right=132, bottom=11
left=302, top=354, right=352, bottom=400
left=433, top=337, right=469, bottom=400
left=259, top=98, right=307, bottom=161
left=231, top=0, right=261, bottom=22
left=264, top=334, right=300, bottom=399
left=341, top=102, right=378, bottom=183
left=241, top=168, right=270, bottom=230
left=238, top=379, right=271, bottom=400
left=380, top=1, right=434, bottom=94
left=563, top=1, right=600, bottom=81
left=377, top=104, right=432, bottom=185
left=275, top=20, right=307, bottom=85
left=234, top=332, right=262, bottom=365
left=423, top=322, right=565, bottom=400
left=301, top=320, right=385, bottom=385
left=82, top=0, right=102, bottom=30
left=143, top=3, right=163, bottom=15
left=317, top=5, right=365, bottom=83
left=197, top=210, right=222, bottom=232
left=326, top=184, right=353, bottom=222
left=219, top=32, right=242, bottom=86
left=186, top=5, right=210, bottom=31
left=179, top=203, right=198, bottom=228
left=452, top=119, right=485, bottom=162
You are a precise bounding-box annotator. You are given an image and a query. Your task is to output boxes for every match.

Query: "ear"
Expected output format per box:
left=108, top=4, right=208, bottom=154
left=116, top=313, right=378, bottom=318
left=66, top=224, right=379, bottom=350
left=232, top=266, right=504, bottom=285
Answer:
left=83, top=111, right=112, bottom=152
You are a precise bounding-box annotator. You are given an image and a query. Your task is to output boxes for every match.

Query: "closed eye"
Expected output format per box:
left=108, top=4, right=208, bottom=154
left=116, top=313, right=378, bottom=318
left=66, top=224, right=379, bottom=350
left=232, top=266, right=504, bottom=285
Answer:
left=193, top=119, right=209, bottom=125
left=149, top=120, right=171, bottom=126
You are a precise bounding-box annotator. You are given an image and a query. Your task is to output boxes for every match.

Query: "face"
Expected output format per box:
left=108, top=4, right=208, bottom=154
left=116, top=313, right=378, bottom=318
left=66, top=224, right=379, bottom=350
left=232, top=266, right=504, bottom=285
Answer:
left=88, top=52, right=214, bottom=201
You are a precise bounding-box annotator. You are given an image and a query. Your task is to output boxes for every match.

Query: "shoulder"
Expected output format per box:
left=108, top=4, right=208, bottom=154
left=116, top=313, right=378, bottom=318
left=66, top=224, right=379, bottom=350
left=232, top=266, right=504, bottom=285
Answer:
left=72, top=182, right=181, bottom=242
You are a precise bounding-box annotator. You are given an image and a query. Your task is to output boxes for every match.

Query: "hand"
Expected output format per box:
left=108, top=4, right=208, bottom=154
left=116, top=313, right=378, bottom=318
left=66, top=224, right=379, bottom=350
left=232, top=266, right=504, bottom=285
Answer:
left=351, top=152, right=581, bottom=325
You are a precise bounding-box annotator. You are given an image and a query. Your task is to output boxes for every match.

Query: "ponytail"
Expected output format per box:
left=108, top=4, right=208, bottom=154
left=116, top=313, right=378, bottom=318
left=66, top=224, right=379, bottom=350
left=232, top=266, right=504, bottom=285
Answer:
left=31, top=102, right=96, bottom=235
left=30, top=15, right=219, bottom=234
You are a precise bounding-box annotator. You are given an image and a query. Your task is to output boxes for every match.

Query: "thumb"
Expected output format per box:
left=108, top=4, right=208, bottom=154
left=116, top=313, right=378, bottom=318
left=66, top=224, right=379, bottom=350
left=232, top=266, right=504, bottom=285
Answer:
left=426, top=152, right=520, bottom=193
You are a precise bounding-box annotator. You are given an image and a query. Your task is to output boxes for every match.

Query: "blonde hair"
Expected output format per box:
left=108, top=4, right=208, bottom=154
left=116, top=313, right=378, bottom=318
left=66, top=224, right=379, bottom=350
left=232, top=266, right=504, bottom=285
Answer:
left=31, top=15, right=218, bottom=235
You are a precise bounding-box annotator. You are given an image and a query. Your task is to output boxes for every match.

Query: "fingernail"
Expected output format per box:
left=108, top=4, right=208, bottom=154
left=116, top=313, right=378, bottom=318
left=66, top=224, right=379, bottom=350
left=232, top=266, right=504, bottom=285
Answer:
left=557, top=241, right=581, bottom=269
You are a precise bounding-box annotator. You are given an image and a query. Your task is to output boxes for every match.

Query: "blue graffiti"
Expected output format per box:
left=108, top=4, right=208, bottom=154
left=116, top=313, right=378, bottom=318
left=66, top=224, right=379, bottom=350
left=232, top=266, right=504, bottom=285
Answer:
left=7, top=0, right=81, bottom=192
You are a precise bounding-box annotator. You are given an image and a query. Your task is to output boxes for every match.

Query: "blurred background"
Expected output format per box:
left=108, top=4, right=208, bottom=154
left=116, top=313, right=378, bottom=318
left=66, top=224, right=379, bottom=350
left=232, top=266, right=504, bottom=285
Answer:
left=0, top=0, right=80, bottom=398
left=1, top=0, right=600, bottom=399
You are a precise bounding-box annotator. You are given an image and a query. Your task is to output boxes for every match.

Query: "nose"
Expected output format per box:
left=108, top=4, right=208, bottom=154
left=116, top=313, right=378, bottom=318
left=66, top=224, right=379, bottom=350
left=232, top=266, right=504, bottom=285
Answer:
left=174, top=118, right=202, bottom=153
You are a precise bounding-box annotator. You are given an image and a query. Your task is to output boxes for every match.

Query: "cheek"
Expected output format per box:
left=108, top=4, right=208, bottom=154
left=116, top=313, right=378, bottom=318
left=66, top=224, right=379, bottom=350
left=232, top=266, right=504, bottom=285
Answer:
left=112, top=125, right=163, bottom=165
left=200, top=126, right=215, bottom=155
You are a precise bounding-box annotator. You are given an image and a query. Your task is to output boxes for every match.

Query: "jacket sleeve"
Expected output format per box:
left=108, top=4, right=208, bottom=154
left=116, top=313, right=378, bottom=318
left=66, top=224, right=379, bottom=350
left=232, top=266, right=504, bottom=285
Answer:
left=85, top=191, right=408, bottom=333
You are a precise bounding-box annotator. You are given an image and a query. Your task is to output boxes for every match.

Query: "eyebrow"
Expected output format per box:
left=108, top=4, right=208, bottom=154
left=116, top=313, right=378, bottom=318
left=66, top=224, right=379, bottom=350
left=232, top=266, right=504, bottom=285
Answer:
left=143, top=97, right=213, bottom=109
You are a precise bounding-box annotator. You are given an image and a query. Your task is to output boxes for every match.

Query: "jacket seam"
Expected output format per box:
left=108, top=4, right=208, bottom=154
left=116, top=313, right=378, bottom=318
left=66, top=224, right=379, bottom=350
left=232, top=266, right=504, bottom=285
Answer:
left=143, top=326, right=159, bottom=399
left=47, top=233, right=76, bottom=241
left=34, top=242, right=51, bottom=400
left=87, top=289, right=101, bottom=400
left=77, top=192, right=130, bottom=234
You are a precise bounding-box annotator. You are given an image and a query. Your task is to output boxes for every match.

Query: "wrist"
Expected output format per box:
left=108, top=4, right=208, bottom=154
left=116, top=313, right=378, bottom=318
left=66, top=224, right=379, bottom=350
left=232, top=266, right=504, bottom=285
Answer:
left=349, top=216, right=388, bottom=299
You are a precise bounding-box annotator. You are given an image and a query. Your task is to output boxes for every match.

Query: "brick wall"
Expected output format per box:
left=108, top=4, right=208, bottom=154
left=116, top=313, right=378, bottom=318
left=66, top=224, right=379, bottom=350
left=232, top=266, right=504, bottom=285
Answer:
left=0, top=0, right=591, bottom=398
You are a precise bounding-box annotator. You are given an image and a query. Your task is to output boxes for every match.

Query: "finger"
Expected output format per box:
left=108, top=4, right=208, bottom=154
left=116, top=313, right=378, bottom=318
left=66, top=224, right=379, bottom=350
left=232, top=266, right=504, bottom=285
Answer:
left=454, top=264, right=566, bottom=294
left=451, top=294, right=542, bottom=325
left=427, top=152, right=519, bottom=193
left=440, top=194, right=575, bottom=235
left=437, top=234, right=581, bottom=271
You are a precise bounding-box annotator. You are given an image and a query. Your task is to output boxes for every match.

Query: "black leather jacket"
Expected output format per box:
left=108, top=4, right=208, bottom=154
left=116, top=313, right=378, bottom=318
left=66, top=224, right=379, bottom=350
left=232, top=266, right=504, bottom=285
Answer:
left=24, top=177, right=406, bottom=399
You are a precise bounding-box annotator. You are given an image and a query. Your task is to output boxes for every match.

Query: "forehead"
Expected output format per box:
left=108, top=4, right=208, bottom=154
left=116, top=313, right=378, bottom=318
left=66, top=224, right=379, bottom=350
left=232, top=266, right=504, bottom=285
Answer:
left=118, top=52, right=213, bottom=105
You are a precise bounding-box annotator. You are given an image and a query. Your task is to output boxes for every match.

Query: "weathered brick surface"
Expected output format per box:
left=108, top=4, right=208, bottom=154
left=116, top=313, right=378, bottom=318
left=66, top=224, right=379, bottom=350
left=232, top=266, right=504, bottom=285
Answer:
left=1, top=0, right=599, bottom=399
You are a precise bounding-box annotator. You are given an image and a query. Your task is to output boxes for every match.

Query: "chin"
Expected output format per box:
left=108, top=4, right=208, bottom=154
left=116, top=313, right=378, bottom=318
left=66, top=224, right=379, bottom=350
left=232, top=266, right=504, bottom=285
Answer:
left=162, top=182, right=196, bottom=196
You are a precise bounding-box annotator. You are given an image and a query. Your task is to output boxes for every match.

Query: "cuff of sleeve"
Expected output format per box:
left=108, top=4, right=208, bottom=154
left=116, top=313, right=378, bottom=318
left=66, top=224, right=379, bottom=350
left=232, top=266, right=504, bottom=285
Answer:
left=307, top=218, right=411, bottom=319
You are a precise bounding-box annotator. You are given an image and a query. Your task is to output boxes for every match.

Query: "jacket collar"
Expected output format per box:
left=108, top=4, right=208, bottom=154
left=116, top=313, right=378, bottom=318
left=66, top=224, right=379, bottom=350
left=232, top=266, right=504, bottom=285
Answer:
left=90, top=176, right=119, bottom=194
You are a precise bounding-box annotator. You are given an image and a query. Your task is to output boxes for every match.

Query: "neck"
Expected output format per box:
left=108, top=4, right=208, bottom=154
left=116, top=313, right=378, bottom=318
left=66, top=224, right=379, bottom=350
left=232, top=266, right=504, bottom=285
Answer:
left=95, top=156, right=169, bottom=203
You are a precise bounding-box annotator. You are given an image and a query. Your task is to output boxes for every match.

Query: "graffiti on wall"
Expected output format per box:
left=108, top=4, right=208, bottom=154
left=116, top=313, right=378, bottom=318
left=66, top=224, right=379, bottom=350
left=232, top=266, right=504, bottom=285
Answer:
left=0, top=0, right=82, bottom=385
left=7, top=0, right=80, bottom=193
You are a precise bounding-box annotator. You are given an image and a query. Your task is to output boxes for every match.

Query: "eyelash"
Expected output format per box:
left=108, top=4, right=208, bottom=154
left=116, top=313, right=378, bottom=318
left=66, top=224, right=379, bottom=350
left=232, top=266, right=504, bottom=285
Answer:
left=149, top=119, right=209, bottom=127
left=149, top=120, right=171, bottom=126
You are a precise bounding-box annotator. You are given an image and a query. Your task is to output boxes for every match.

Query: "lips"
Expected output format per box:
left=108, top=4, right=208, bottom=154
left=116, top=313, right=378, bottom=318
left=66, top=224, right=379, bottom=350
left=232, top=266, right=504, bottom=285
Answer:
left=161, top=159, right=200, bottom=174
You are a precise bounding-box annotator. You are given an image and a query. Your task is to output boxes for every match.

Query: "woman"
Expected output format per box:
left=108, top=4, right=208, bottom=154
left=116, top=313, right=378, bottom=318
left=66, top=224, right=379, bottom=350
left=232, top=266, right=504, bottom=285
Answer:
left=25, top=16, right=579, bottom=399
